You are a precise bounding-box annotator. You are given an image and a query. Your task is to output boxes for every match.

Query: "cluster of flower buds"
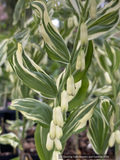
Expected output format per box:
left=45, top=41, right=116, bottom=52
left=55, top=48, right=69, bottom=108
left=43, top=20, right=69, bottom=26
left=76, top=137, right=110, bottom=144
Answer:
left=80, top=22, right=88, bottom=47
left=76, top=49, right=85, bottom=71
left=67, top=15, right=78, bottom=28
left=109, top=130, right=120, bottom=147
left=46, top=107, right=63, bottom=152
left=89, top=0, right=97, bottom=20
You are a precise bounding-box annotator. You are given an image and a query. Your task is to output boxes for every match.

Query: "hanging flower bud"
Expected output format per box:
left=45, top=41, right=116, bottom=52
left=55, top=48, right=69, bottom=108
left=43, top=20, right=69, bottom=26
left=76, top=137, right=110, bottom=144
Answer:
left=67, top=75, right=75, bottom=96
left=61, top=90, right=68, bottom=112
left=46, top=133, right=53, bottom=151
left=110, top=111, right=114, bottom=132
left=76, top=50, right=85, bottom=71
left=52, top=151, right=62, bottom=160
left=80, top=23, right=88, bottom=46
left=89, top=0, right=97, bottom=19
left=104, top=72, right=111, bottom=84
left=53, top=107, right=57, bottom=125
left=49, top=120, right=56, bottom=139
left=115, top=130, right=120, bottom=144
left=56, top=107, right=64, bottom=127
left=67, top=17, right=74, bottom=28
left=109, top=132, right=115, bottom=147
left=56, top=126, right=63, bottom=139
left=54, top=138, right=62, bottom=151
left=73, top=15, right=78, bottom=27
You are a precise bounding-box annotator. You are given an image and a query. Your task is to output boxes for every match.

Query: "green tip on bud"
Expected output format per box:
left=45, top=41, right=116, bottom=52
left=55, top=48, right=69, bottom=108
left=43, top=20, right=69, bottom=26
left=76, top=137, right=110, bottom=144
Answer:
left=49, top=120, right=56, bottom=139
left=61, top=90, right=68, bottom=112
left=104, top=72, right=111, bottom=84
left=89, top=0, right=97, bottom=20
left=67, top=75, right=75, bottom=96
left=80, top=23, right=88, bottom=46
left=54, top=138, right=62, bottom=151
left=76, top=50, right=85, bottom=71
left=46, top=133, right=53, bottom=151
left=56, top=107, right=64, bottom=127
left=109, top=132, right=115, bottom=147
left=56, top=126, right=63, bottom=139
left=115, top=130, right=120, bottom=144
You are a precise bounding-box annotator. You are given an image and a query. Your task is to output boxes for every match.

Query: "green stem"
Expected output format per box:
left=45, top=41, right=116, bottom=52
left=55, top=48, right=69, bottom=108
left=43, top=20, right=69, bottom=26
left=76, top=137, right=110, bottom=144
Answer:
left=20, top=117, right=26, bottom=160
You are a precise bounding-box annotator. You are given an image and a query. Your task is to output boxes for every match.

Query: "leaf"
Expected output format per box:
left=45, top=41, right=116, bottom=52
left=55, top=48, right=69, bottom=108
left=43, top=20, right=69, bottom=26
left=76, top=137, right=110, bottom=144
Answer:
left=30, top=1, right=71, bottom=64
left=13, top=0, right=25, bottom=25
left=0, top=127, right=2, bottom=134
left=0, top=39, right=8, bottom=66
left=87, top=0, right=120, bottom=40
left=11, top=44, right=57, bottom=99
left=61, top=98, right=98, bottom=142
left=68, top=75, right=89, bottom=111
left=100, top=99, right=115, bottom=126
left=0, top=133, right=22, bottom=149
left=73, top=41, right=93, bottom=83
left=6, top=119, right=23, bottom=131
left=9, top=98, right=52, bottom=127
left=35, top=124, right=53, bottom=160
left=87, top=107, right=110, bottom=155
left=93, top=85, right=112, bottom=96
left=14, top=28, right=30, bottom=48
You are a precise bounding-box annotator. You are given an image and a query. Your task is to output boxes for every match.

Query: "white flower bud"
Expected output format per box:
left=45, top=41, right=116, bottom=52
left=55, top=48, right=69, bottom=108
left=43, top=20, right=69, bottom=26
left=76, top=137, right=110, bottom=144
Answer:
left=46, top=133, right=53, bottom=151
left=67, top=75, right=75, bottom=96
left=109, top=132, right=115, bottom=147
left=110, top=111, right=114, bottom=132
left=56, top=107, right=64, bottom=127
left=89, top=0, right=97, bottom=19
left=61, top=90, right=68, bottom=112
left=115, top=130, right=120, bottom=144
left=53, top=108, right=57, bottom=125
left=54, top=138, right=62, bottom=151
left=73, top=15, right=78, bottom=27
left=80, top=23, right=88, bottom=46
left=104, top=72, right=111, bottom=84
left=52, top=151, right=62, bottom=160
left=49, top=120, right=56, bottom=139
left=56, top=126, right=63, bottom=139
left=76, top=50, right=85, bottom=71
left=67, top=17, right=74, bottom=28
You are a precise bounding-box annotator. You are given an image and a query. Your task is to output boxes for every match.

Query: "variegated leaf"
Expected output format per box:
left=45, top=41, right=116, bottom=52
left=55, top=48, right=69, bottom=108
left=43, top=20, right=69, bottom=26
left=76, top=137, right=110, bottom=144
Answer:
left=0, top=39, right=8, bottom=66
left=30, top=0, right=70, bottom=64
left=61, top=98, right=98, bottom=142
left=87, top=107, right=110, bottom=155
left=9, top=98, right=52, bottom=127
left=12, top=43, right=57, bottom=99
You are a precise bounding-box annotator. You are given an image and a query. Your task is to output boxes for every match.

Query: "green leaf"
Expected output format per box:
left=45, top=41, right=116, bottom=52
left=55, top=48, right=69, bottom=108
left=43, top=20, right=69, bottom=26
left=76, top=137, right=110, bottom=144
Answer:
left=87, top=107, right=110, bottom=155
left=30, top=1, right=71, bottom=64
left=0, top=39, right=8, bottom=66
left=93, top=86, right=112, bottom=96
left=73, top=41, right=93, bottom=83
left=11, top=44, right=57, bottom=99
left=14, top=28, right=30, bottom=48
left=13, top=0, right=25, bottom=25
left=0, top=133, right=22, bottom=149
left=68, top=75, right=89, bottom=111
left=62, top=98, right=98, bottom=142
left=35, top=124, right=53, bottom=160
left=0, top=127, right=2, bottom=134
left=9, top=98, right=52, bottom=127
